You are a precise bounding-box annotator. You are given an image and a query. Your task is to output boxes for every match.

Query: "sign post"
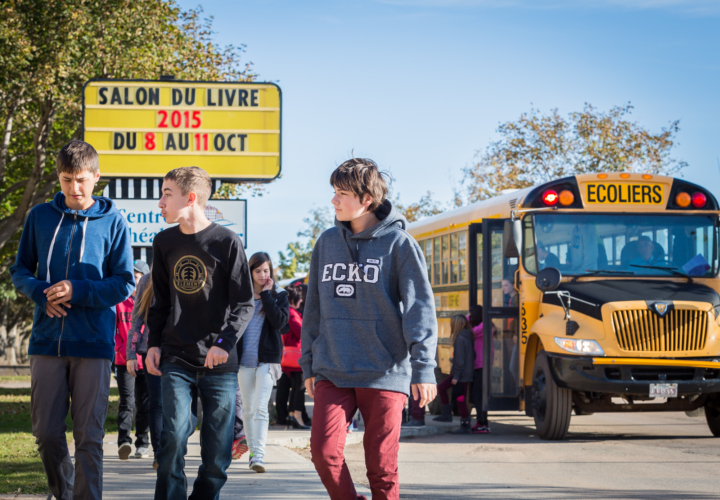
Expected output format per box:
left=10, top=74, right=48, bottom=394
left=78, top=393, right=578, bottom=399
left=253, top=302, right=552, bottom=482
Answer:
left=82, top=79, right=281, bottom=181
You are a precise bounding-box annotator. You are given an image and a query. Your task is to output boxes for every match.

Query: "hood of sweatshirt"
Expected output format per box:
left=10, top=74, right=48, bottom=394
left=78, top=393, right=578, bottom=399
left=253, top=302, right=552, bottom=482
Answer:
left=50, top=192, right=118, bottom=218
left=334, top=200, right=407, bottom=240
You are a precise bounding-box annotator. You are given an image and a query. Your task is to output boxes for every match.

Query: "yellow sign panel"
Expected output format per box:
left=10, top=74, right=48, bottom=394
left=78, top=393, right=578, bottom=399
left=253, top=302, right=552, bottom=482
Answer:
left=82, top=79, right=281, bottom=180
left=583, top=182, right=664, bottom=205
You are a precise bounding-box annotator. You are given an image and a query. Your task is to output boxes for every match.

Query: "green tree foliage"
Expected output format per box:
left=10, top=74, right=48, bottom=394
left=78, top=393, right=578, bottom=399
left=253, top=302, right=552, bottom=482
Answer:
left=392, top=191, right=445, bottom=223
left=277, top=207, right=332, bottom=280
left=462, top=103, right=687, bottom=203
left=0, top=0, right=254, bottom=362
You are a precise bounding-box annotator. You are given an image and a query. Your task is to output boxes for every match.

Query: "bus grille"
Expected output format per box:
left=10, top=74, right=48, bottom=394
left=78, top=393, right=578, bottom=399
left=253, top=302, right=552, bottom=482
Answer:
left=612, top=309, right=708, bottom=352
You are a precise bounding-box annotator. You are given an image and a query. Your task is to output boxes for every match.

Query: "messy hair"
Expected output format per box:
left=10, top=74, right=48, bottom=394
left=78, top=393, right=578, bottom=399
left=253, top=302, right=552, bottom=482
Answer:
left=450, top=314, right=470, bottom=345
left=164, top=166, right=212, bottom=207
left=57, top=141, right=99, bottom=175
left=330, top=158, right=389, bottom=212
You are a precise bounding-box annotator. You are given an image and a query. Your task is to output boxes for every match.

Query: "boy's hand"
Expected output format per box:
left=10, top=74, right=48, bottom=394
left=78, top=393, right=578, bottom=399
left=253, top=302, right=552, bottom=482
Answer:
left=45, top=301, right=69, bottom=318
left=126, top=360, right=137, bottom=378
left=412, top=383, right=437, bottom=408
left=44, top=280, right=73, bottom=305
left=262, top=278, right=274, bottom=292
left=451, top=378, right=458, bottom=386
left=305, top=377, right=316, bottom=398
left=146, top=347, right=162, bottom=376
left=204, top=346, right=228, bottom=369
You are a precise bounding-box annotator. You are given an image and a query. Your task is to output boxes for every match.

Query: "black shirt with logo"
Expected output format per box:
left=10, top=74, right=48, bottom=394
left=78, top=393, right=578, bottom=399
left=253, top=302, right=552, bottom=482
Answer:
left=147, top=223, right=254, bottom=372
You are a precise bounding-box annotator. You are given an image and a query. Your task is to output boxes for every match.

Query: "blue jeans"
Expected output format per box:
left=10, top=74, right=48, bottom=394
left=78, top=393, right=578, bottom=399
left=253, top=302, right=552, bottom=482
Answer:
left=154, top=362, right=237, bottom=500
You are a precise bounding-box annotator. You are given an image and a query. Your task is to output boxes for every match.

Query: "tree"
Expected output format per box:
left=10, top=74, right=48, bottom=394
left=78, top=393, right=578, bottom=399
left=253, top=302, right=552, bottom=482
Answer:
left=462, top=103, right=687, bottom=203
left=277, top=207, right=332, bottom=280
left=392, top=191, right=445, bottom=223
left=0, top=0, right=254, bottom=363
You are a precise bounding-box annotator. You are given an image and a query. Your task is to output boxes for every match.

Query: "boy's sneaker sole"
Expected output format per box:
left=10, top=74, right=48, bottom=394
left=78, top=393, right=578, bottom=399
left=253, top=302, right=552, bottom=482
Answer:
left=118, top=443, right=132, bottom=460
left=251, top=462, right=266, bottom=473
left=232, top=439, right=249, bottom=459
left=472, top=426, right=491, bottom=434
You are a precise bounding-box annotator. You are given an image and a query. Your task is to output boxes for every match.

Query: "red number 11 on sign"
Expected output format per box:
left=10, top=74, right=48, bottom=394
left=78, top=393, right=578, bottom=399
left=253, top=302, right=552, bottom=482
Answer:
left=194, top=133, right=208, bottom=151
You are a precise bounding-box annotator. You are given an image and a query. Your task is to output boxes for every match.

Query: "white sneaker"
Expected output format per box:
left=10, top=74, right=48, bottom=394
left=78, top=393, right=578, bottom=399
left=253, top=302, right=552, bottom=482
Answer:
left=135, top=446, right=150, bottom=458
left=251, top=459, right=266, bottom=473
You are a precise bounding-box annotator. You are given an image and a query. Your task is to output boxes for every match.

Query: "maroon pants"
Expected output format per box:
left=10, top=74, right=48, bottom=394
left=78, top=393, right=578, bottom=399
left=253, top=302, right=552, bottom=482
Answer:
left=438, top=377, right=469, bottom=419
left=310, top=380, right=407, bottom=500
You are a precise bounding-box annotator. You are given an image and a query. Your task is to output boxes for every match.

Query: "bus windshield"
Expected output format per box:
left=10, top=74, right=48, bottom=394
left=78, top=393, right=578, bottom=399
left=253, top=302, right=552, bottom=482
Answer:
left=524, top=213, right=719, bottom=277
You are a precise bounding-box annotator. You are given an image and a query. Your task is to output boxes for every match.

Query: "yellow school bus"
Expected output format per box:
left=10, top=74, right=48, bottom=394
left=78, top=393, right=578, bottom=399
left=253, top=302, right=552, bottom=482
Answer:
left=407, top=173, right=720, bottom=439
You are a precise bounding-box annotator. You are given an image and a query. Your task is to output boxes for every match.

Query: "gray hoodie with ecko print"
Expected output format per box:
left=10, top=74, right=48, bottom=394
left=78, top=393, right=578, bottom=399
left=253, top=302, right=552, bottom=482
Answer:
left=299, top=200, right=438, bottom=395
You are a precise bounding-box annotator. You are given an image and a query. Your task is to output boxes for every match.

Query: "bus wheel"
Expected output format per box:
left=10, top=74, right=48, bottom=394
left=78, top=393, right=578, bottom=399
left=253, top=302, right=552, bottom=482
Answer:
left=705, top=400, right=720, bottom=437
left=531, top=350, right=572, bottom=440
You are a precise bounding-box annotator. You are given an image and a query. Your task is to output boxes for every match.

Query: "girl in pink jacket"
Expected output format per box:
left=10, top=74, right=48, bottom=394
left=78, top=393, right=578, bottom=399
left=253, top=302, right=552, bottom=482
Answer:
left=469, top=305, right=492, bottom=434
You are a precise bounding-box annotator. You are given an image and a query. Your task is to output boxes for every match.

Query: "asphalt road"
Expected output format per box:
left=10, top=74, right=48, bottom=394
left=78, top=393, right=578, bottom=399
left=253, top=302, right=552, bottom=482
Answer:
left=343, top=411, right=720, bottom=499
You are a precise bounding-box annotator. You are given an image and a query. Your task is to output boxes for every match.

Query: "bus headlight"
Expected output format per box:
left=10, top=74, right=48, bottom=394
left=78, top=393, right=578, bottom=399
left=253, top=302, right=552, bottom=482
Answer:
left=554, top=338, right=605, bottom=355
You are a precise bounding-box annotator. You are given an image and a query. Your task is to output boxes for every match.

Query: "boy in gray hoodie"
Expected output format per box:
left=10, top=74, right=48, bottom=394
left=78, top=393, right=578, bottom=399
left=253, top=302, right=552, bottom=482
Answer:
left=300, top=158, right=438, bottom=500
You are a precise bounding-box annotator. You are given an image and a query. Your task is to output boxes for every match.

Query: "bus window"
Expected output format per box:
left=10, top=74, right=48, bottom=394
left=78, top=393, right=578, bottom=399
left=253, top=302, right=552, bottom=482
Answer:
left=459, top=231, right=467, bottom=282
left=442, top=235, right=449, bottom=285
left=477, top=232, right=484, bottom=306
left=433, top=237, right=441, bottom=285
left=423, top=240, right=432, bottom=279
left=450, top=233, right=459, bottom=283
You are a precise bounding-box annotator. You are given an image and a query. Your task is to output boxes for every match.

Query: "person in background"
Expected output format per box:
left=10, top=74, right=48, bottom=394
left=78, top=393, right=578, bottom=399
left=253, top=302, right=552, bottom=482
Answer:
left=468, top=305, right=491, bottom=434
left=537, top=242, right=560, bottom=270
left=279, top=285, right=310, bottom=429
left=115, top=261, right=151, bottom=461
left=126, top=261, right=163, bottom=468
left=9, top=141, right=135, bottom=500
left=433, top=315, right=475, bottom=433
left=231, top=386, right=249, bottom=461
left=237, top=252, right=288, bottom=473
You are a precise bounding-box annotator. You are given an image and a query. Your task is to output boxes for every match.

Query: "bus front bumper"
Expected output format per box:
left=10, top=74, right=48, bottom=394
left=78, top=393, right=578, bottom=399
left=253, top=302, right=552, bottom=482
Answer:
left=547, top=354, right=720, bottom=396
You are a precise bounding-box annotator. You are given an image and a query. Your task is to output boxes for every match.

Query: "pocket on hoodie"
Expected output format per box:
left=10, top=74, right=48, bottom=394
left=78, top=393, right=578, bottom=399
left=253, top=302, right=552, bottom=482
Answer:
left=315, top=318, right=394, bottom=374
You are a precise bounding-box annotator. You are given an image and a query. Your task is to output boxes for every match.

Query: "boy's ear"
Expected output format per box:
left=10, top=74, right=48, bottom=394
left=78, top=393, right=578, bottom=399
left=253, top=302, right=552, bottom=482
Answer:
left=187, top=191, right=197, bottom=207
left=362, top=193, right=373, bottom=210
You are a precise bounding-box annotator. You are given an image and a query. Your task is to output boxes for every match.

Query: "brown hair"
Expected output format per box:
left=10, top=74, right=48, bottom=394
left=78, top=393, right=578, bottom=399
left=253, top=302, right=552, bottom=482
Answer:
left=136, top=273, right=154, bottom=324
left=164, top=166, right=212, bottom=207
left=330, top=158, right=389, bottom=212
left=57, top=141, right=99, bottom=174
left=249, top=252, right=276, bottom=295
left=285, top=284, right=302, bottom=307
left=450, top=314, right=470, bottom=345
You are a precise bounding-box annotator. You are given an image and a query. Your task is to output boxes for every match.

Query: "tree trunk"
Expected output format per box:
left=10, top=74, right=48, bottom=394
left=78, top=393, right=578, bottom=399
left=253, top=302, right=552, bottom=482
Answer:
left=0, top=98, right=56, bottom=251
left=0, top=298, right=7, bottom=364
left=8, top=323, right=18, bottom=365
left=0, top=88, right=26, bottom=188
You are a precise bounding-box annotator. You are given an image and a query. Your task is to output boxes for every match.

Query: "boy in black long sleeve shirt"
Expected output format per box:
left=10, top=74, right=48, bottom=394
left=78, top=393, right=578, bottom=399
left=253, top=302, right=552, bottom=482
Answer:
left=146, top=167, right=254, bottom=500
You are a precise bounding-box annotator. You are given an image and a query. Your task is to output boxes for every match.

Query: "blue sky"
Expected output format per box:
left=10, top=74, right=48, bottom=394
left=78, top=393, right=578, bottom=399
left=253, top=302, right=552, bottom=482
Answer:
left=177, top=0, right=720, bottom=271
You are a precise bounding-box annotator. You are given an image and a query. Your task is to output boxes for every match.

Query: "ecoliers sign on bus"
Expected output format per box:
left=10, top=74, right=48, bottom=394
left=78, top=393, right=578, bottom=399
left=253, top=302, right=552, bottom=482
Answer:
left=113, top=199, right=247, bottom=247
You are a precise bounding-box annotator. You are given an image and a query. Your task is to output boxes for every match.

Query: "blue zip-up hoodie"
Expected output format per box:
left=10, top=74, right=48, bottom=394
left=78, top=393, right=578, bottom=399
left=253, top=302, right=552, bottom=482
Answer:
left=10, top=192, right=135, bottom=360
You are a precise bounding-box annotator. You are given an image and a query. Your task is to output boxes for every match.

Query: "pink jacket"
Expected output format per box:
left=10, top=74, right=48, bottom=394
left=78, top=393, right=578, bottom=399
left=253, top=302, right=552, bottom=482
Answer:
left=114, top=296, right=135, bottom=366
left=472, top=322, right=494, bottom=370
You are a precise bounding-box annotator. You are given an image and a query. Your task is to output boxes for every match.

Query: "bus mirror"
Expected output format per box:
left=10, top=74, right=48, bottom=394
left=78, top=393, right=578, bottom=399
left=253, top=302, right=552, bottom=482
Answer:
left=536, top=267, right=562, bottom=292
left=503, top=219, right=522, bottom=258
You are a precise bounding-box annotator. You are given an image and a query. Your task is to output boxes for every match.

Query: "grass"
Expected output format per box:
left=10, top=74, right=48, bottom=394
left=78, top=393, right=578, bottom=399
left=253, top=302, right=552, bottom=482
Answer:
left=0, top=375, right=30, bottom=383
left=0, top=387, right=120, bottom=495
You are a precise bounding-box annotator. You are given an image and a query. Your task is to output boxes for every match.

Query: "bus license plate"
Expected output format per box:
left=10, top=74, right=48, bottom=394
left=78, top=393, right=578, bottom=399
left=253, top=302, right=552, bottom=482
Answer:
left=649, top=383, right=678, bottom=398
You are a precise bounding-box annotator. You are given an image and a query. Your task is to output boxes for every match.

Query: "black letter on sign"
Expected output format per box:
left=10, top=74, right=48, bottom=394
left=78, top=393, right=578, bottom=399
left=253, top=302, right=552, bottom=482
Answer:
left=250, top=90, right=259, bottom=107
left=136, top=87, right=147, bottom=105
left=124, top=87, right=134, bottom=105
left=172, top=89, right=182, bottom=106
left=207, top=89, right=217, bottom=106
left=113, top=132, right=124, bottom=149
left=652, top=185, right=662, bottom=204
left=99, top=87, right=108, bottom=105
left=224, top=89, right=236, bottom=106
left=587, top=184, right=596, bottom=203
left=185, top=88, right=195, bottom=105
left=238, top=90, right=248, bottom=106
left=166, top=133, right=177, bottom=151
left=238, top=134, right=247, bottom=151
left=148, top=88, right=159, bottom=105
left=641, top=185, right=651, bottom=203
left=126, top=132, right=136, bottom=150
left=178, top=133, right=189, bottom=151
left=227, top=135, right=236, bottom=151
left=218, top=89, right=223, bottom=106
left=214, top=134, right=225, bottom=151
left=111, top=88, right=122, bottom=105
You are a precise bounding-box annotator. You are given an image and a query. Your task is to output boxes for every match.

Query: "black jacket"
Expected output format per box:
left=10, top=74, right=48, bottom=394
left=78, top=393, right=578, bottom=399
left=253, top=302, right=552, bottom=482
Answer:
left=237, top=288, right=289, bottom=364
left=451, top=328, right=475, bottom=383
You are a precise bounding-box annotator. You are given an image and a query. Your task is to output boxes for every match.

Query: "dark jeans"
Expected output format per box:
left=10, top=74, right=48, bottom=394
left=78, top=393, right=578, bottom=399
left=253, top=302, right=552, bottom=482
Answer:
left=471, top=368, right=488, bottom=425
left=140, top=353, right=163, bottom=454
left=438, top=377, right=469, bottom=419
left=30, top=355, right=111, bottom=500
left=155, top=362, right=237, bottom=500
left=276, top=371, right=307, bottom=425
left=116, top=364, right=149, bottom=448
left=409, top=391, right=425, bottom=421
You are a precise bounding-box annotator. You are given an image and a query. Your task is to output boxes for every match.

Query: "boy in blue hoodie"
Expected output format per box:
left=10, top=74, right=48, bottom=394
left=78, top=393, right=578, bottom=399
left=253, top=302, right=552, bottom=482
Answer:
left=300, top=158, right=438, bottom=500
left=10, top=141, right=135, bottom=500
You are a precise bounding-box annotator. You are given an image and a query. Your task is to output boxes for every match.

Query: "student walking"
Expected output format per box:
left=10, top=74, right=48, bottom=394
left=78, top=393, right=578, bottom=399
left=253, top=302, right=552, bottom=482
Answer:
left=145, top=167, right=254, bottom=500
left=237, top=252, right=288, bottom=473
left=433, top=315, right=475, bottom=434
left=115, top=260, right=152, bottom=461
left=468, top=305, right=491, bottom=433
left=126, top=262, right=164, bottom=466
left=300, top=158, right=438, bottom=500
left=10, top=141, right=135, bottom=500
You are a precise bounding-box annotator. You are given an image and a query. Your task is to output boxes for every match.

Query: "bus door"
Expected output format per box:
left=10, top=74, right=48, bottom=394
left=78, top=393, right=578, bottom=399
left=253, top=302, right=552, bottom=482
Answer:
left=469, top=220, right=520, bottom=412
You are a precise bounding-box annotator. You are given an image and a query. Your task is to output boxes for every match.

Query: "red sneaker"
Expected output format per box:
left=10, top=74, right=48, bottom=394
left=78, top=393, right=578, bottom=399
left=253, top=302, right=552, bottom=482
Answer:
left=232, top=438, right=248, bottom=459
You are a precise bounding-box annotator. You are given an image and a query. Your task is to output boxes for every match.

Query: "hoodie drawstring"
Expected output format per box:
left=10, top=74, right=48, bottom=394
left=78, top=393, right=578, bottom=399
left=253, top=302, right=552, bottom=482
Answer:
left=46, top=214, right=65, bottom=283
left=46, top=214, right=90, bottom=283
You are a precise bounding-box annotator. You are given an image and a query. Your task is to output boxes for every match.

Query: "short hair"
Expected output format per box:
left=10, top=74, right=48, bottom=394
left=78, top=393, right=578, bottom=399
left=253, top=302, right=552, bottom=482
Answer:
left=468, top=305, right=483, bottom=327
left=285, top=284, right=302, bottom=305
left=330, top=158, right=389, bottom=212
left=637, top=235, right=653, bottom=243
left=164, top=166, right=212, bottom=206
left=57, top=141, right=99, bottom=174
